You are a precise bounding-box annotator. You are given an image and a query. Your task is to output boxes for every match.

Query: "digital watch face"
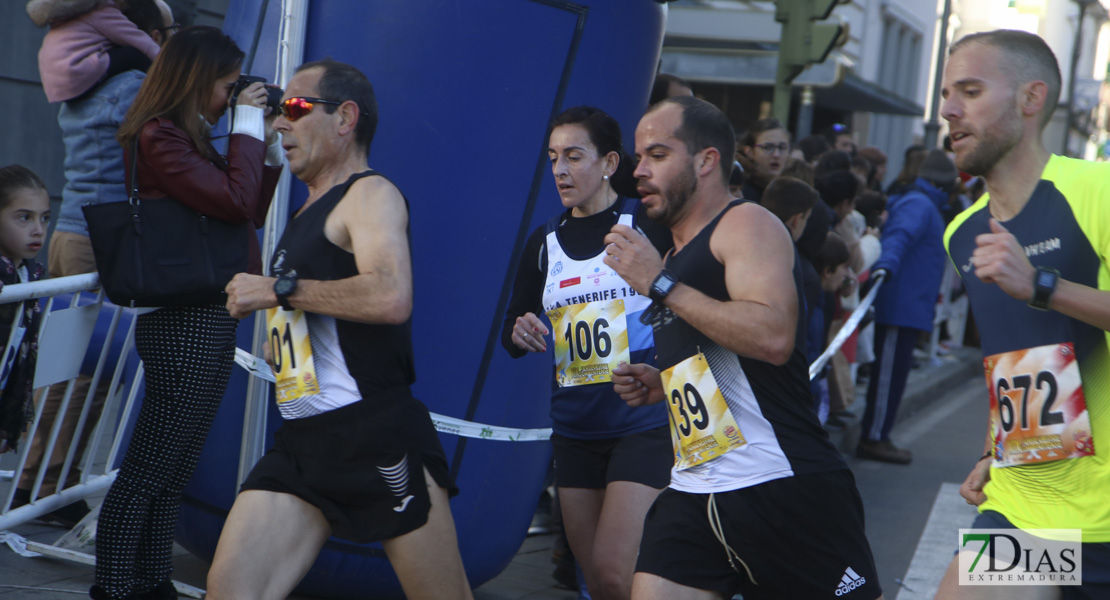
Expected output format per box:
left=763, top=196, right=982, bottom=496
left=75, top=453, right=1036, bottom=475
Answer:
left=275, top=278, right=296, bottom=296
left=652, top=273, right=676, bottom=301
left=1037, top=271, right=1056, bottom=288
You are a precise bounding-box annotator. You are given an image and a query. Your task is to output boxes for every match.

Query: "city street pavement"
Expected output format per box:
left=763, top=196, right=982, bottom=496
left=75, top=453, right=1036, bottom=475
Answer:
left=0, top=345, right=986, bottom=599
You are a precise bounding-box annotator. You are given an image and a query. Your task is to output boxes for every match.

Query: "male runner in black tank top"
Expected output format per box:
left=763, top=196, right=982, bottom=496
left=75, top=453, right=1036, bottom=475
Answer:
left=603, top=97, right=883, bottom=600
left=209, top=60, right=472, bottom=600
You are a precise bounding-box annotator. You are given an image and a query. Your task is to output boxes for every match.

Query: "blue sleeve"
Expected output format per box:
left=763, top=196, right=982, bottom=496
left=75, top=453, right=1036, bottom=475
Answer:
left=112, top=74, right=145, bottom=126
left=806, top=305, right=825, bottom=370
left=873, top=195, right=931, bottom=277
left=500, top=225, right=547, bottom=358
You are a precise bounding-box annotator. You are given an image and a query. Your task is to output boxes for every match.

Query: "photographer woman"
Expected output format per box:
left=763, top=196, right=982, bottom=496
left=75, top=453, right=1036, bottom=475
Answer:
left=501, top=106, right=672, bottom=600
left=91, top=26, right=281, bottom=600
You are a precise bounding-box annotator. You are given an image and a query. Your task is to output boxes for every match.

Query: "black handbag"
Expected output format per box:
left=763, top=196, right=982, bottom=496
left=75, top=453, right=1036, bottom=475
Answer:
left=83, top=138, right=250, bottom=307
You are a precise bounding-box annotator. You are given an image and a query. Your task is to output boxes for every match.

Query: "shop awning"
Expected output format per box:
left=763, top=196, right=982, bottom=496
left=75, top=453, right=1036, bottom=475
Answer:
left=659, top=47, right=925, bottom=117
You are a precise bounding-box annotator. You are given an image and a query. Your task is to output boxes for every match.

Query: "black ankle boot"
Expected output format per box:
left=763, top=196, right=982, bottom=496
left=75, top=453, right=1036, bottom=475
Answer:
left=139, top=581, right=178, bottom=600
left=90, top=583, right=172, bottom=600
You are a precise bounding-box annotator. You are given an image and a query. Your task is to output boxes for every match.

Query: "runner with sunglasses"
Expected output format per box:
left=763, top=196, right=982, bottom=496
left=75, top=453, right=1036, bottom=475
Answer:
left=212, top=59, right=472, bottom=600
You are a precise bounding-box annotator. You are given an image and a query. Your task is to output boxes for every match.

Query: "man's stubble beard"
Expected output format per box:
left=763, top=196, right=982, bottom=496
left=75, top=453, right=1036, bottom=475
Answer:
left=651, top=159, right=698, bottom=228
left=957, top=103, right=1023, bottom=177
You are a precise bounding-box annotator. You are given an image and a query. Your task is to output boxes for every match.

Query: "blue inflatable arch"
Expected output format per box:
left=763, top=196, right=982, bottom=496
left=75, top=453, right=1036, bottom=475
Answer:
left=174, top=2, right=666, bottom=597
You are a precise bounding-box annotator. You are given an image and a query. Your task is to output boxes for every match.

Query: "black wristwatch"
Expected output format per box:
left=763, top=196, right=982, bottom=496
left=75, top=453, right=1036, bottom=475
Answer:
left=274, top=270, right=298, bottom=311
left=649, top=270, right=678, bottom=304
left=1028, top=266, right=1059, bottom=311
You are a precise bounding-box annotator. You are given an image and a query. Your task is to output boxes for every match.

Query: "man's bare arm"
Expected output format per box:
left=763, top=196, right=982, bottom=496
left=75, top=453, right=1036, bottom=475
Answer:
left=664, top=204, right=798, bottom=365
left=226, top=176, right=412, bottom=324
left=297, top=176, right=412, bottom=323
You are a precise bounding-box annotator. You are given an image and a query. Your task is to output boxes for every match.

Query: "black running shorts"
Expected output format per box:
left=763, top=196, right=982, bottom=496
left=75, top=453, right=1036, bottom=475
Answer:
left=636, top=469, right=882, bottom=599
left=551, top=425, right=672, bottom=489
left=241, top=388, right=456, bottom=543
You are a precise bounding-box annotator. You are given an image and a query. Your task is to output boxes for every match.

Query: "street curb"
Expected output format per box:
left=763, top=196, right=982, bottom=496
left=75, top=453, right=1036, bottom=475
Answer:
left=829, top=346, right=984, bottom=453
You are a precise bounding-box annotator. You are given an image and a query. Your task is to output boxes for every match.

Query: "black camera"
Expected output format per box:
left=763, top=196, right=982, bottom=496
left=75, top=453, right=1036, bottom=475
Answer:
left=231, top=75, right=284, bottom=113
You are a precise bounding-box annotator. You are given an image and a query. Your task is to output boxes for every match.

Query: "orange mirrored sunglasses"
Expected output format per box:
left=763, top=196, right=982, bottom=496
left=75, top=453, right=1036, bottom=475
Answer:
left=279, top=97, right=343, bottom=121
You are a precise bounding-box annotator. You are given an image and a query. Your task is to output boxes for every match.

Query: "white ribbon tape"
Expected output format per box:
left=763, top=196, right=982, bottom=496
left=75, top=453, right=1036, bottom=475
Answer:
left=233, top=348, right=553, bottom=441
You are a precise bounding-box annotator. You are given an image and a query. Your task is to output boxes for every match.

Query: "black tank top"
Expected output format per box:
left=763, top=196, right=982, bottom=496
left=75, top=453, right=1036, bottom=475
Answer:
left=271, top=170, right=415, bottom=400
left=655, top=200, right=844, bottom=483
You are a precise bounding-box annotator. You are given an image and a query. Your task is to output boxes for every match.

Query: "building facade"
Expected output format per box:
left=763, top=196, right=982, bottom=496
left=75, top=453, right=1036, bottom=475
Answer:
left=950, top=0, right=1110, bottom=161
left=660, top=0, right=942, bottom=186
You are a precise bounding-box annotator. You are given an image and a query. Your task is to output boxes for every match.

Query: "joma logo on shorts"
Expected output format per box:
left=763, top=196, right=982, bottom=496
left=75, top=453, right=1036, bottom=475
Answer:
left=379, top=456, right=415, bottom=512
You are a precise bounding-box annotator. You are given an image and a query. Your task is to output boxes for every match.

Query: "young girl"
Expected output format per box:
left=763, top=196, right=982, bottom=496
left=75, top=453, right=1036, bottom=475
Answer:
left=29, top=0, right=167, bottom=103
left=0, top=165, right=50, bottom=454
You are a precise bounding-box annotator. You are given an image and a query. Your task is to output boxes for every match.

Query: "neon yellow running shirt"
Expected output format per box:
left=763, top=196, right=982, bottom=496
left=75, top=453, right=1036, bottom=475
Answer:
left=945, top=155, right=1110, bottom=542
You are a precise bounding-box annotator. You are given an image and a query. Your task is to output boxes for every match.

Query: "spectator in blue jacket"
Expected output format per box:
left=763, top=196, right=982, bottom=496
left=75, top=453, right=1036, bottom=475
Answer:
left=856, top=148, right=952, bottom=464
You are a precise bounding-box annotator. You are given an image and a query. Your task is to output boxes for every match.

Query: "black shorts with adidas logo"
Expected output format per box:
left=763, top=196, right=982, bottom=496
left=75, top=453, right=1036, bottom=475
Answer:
left=636, top=469, right=882, bottom=599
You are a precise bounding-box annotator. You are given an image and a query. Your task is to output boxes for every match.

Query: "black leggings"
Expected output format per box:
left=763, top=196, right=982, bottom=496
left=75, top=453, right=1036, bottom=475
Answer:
left=94, top=305, right=237, bottom=599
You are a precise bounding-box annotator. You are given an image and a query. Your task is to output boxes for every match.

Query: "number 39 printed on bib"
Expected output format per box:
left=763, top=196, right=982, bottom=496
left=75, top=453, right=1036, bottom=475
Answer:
left=984, top=342, right=1093, bottom=467
left=661, top=352, right=746, bottom=470
left=266, top=307, right=320, bottom=404
left=546, top=299, right=630, bottom=387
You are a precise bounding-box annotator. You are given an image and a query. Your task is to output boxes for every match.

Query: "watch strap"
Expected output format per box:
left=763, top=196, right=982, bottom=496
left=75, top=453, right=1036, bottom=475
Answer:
left=274, top=272, right=297, bottom=311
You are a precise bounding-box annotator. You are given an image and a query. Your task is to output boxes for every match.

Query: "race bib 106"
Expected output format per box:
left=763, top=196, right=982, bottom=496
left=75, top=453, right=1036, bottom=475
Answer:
left=984, top=342, right=1093, bottom=467
left=546, top=299, right=630, bottom=387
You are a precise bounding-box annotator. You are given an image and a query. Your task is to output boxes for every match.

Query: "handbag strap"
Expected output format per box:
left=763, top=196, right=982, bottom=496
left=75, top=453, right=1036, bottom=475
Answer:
left=128, top=138, right=143, bottom=236
left=129, top=137, right=141, bottom=205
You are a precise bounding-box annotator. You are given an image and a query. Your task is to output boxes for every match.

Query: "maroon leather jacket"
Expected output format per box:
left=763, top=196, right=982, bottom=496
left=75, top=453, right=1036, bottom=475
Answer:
left=125, top=117, right=281, bottom=274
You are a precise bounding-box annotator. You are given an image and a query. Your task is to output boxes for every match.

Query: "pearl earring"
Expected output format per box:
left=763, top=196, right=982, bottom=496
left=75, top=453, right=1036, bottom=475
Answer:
left=603, top=174, right=610, bottom=180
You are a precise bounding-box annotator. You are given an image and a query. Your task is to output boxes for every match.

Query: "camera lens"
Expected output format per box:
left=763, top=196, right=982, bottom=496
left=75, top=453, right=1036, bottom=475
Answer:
left=231, top=75, right=267, bottom=107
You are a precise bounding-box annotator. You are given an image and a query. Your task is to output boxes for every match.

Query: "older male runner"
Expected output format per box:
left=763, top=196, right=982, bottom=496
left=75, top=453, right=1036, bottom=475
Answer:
left=604, top=96, right=883, bottom=600
left=935, top=30, right=1110, bottom=600
left=210, top=59, right=472, bottom=600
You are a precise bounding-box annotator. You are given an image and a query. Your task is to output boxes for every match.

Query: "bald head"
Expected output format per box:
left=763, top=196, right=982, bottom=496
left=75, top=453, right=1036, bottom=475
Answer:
left=950, top=30, right=1061, bottom=128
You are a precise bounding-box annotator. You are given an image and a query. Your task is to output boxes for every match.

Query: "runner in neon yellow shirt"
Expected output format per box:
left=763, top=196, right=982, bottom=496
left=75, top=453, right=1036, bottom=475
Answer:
left=935, top=29, right=1110, bottom=599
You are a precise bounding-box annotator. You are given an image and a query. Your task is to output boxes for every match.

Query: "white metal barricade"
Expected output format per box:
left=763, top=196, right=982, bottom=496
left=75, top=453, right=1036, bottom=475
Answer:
left=0, top=274, right=142, bottom=532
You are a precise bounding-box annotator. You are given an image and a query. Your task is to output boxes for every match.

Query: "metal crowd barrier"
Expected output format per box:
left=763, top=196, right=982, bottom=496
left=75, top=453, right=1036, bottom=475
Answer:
left=810, top=274, right=885, bottom=381
left=0, top=274, right=141, bottom=532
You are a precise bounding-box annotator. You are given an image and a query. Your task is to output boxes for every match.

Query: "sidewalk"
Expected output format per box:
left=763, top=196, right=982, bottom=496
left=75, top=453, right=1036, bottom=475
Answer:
left=0, top=345, right=982, bottom=599
left=825, top=344, right=983, bottom=454
left=0, top=522, right=578, bottom=599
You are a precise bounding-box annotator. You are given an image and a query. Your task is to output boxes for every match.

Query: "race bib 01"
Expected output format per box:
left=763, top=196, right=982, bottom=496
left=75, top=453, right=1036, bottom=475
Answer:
left=661, top=352, right=746, bottom=470
left=266, top=307, right=320, bottom=405
left=984, top=342, right=1093, bottom=467
left=546, top=299, right=630, bottom=387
